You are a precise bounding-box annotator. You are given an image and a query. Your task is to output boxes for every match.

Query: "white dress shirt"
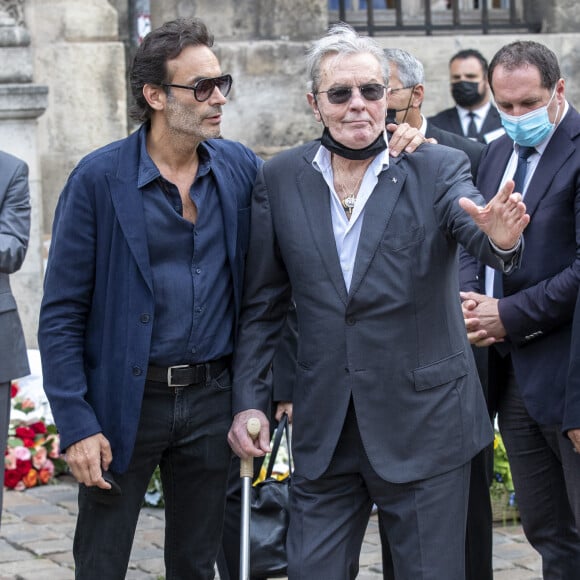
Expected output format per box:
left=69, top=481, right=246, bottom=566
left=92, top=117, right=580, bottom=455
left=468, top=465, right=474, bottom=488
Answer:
left=312, top=140, right=390, bottom=291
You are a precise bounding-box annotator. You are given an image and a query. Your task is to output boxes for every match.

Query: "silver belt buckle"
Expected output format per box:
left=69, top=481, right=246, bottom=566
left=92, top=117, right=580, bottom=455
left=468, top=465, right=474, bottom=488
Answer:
left=167, top=364, right=190, bottom=387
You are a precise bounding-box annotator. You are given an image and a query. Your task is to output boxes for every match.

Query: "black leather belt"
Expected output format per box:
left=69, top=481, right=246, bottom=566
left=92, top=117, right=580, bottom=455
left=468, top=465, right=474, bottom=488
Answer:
left=146, top=356, right=230, bottom=387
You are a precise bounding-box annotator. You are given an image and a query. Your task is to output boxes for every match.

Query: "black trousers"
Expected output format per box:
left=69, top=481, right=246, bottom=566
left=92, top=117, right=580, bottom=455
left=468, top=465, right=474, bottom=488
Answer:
left=73, top=374, right=232, bottom=579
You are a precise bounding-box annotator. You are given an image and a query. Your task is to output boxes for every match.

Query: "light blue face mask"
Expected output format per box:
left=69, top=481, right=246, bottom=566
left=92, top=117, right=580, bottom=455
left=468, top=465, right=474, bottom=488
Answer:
left=499, top=89, right=558, bottom=147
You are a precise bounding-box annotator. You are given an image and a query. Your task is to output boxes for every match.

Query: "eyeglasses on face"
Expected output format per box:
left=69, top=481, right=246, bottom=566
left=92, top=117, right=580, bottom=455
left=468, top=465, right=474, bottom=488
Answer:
left=316, top=83, right=387, bottom=105
left=389, top=85, right=415, bottom=94
left=162, top=74, right=233, bottom=102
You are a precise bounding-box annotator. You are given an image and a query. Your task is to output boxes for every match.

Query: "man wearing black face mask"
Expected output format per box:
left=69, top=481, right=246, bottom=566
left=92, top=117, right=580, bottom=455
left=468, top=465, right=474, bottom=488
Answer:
left=429, top=49, right=504, bottom=145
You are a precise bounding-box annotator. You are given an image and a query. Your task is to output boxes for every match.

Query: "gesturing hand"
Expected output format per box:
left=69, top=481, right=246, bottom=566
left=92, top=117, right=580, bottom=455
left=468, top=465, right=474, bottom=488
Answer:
left=459, top=179, right=530, bottom=250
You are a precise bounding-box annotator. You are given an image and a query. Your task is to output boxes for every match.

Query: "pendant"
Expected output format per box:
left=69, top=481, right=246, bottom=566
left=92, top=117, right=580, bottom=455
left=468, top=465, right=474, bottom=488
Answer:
left=341, top=195, right=356, bottom=213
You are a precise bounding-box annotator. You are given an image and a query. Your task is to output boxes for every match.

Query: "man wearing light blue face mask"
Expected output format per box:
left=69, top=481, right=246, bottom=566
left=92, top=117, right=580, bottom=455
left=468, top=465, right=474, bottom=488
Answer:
left=460, top=40, right=580, bottom=579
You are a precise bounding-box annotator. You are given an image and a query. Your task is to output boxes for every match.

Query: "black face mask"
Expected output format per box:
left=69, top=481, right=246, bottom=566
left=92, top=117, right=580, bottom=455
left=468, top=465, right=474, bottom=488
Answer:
left=451, top=80, right=485, bottom=108
left=320, top=126, right=387, bottom=161
left=386, top=109, right=398, bottom=125
left=386, top=85, right=416, bottom=126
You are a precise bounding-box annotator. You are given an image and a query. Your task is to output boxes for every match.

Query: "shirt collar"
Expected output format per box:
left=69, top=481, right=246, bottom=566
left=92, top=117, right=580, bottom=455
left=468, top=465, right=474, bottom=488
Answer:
left=456, top=101, right=491, bottom=121
left=137, top=125, right=212, bottom=188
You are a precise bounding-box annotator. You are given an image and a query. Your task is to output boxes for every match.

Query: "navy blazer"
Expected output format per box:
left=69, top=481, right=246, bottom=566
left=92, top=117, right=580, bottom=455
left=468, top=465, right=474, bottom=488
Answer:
left=428, top=105, right=503, bottom=144
left=38, top=126, right=261, bottom=472
left=461, top=106, right=580, bottom=428
left=233, top=140, right=522, bottom=483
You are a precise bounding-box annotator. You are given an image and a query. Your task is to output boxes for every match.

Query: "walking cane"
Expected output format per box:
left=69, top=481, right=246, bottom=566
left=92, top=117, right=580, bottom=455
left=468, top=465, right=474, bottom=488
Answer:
left=240, top=417, right=261, bottom=580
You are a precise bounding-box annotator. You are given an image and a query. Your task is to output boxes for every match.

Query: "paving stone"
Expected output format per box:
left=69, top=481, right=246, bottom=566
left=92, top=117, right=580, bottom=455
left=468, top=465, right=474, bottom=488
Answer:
left=22, top=536, right=73, bottom=556
left=0, top=558, right=73, bottom=576
left=0, top=481, right=543, bottom=578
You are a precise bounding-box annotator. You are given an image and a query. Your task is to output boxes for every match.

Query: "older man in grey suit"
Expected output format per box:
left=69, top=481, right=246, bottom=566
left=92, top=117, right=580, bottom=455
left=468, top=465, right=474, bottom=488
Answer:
left=228, top=25, right=529, bottom=580
left=0, top=150, right=31, bottom=524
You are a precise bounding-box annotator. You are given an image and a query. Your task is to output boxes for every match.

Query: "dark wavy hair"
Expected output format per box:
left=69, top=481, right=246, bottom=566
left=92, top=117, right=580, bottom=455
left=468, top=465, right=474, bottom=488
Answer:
left=129, top=18, right=214, bottom=123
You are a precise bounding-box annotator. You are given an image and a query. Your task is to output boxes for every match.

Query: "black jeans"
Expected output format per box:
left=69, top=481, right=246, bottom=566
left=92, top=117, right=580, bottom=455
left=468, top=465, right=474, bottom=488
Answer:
left=498, top=367, right=580, bottom=580
left=73, top=370, right=233, bottom=579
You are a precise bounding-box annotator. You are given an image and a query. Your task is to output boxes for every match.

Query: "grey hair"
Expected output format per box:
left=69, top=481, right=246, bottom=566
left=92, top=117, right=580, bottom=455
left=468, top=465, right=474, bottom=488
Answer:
left=305, top=23, right=389, bottom=93
left=384, top=48, right=425, bottom=86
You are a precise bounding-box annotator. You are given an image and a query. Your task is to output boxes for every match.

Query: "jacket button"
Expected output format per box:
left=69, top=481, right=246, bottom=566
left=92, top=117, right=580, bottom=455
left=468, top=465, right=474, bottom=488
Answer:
left=346, top=316, right=356, bottom=326
left=132, top=366, right=142, bottom=376
left=140, top=313, right=151, bottom=323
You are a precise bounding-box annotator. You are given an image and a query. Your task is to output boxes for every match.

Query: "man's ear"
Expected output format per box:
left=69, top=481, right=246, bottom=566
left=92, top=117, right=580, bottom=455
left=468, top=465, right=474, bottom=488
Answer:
left=307, top=93, right=322, bottom=122
left=413, top=84, right=425, bottom=108
left=143, top=83, right=166, bottom=112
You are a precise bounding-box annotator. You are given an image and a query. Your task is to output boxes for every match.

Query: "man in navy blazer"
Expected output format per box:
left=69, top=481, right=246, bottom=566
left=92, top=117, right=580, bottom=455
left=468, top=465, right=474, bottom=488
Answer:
left=228, top=25, right=529, bottom=579
left=461, top=41, right=580, bottom=578
left=38, top=18, right=261, bottom=579
left=429, top=49, right=504, bottom=145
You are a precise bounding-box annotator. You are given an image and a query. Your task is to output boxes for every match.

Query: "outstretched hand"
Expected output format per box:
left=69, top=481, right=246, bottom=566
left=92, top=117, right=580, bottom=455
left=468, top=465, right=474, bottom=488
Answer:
left=459, top=179, right=530, bottom=250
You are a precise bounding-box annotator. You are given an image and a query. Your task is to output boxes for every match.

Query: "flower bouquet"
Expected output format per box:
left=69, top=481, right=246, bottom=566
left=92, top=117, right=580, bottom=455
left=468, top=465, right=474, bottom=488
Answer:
left=4, top=382, right=68, bottom=490
left=490, top=430, right=519, bottom=524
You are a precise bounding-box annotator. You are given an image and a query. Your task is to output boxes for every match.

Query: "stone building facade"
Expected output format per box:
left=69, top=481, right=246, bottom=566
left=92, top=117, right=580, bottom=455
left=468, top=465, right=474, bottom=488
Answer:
left=2, top=0, right=580, bottom=347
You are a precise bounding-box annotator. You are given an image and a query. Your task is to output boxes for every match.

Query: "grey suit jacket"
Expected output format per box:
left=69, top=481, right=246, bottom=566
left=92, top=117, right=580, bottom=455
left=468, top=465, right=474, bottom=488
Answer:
left=0, top=151, right=31, bottom=382
left=232, top=140, right=520, bottom=483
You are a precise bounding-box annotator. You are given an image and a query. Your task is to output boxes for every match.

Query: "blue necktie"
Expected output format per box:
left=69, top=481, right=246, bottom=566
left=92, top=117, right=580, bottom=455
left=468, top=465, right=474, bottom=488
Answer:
left=493, top=145, right=535, bottom=299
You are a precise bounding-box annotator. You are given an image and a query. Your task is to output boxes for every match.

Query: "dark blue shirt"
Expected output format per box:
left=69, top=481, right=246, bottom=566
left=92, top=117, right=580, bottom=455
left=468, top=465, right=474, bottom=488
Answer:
left=138, top=132, right=235, bottom=365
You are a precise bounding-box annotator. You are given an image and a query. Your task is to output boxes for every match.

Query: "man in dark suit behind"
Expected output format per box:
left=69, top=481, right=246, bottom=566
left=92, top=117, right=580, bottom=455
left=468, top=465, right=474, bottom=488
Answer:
left=429, top=49, right=504, bottom=145
left=461, top=41, right=580, bottom=579
left=385, top=48, right=494, bottom=580
left=0, top=150, right=31, bottom=527
left=228, top=24, right=529, bottom=580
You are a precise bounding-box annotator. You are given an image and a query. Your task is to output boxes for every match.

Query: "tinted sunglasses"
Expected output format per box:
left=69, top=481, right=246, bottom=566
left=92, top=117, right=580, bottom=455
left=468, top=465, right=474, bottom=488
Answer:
left=162, top=74, right=233, bottom=102
left=316, top=83, right=387, bottom=105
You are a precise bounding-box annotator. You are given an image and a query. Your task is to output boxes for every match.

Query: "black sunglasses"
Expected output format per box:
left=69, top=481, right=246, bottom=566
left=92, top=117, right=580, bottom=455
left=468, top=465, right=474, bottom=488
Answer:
left=316, top=83, right=387, bottom=105
left=162, top=74, right=233, bottom=102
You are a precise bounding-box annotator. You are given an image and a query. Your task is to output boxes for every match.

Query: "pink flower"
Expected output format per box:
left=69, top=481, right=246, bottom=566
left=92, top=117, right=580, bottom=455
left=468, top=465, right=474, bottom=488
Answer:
left=46, top=434, right=61, bottom=458
left=13, top=446, right=31, bottom=461
left=43, top=458, right=55, bottom=476
left=32, top=447, right=48, bottom=470
left=4, top=448, right=17, bottom=470
left=19, top=399, right=35, bottom=411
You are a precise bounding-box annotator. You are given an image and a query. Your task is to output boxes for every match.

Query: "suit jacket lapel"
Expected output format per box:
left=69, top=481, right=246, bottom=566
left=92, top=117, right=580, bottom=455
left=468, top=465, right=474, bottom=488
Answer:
left=297, top=149, right=349, bottom=304
left=108, top=173, right=153, bottom=294
left=107, top=130, right=153, bottom=293
left=348, top=162, right=406, bottom=300
left=523, top=118, right=576, bottom=218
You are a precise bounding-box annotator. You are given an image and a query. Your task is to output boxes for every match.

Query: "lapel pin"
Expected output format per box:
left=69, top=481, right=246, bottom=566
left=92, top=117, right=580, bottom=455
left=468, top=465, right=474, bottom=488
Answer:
left=392, top=177, right=398, bottom=184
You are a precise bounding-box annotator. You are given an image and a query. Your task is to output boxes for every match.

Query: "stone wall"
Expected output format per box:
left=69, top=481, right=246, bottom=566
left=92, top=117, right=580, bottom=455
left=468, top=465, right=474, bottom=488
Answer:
left=4, top=0, right=580, bottom=347
left=0, top=3, right=47, bottom=352
left=24, top=0, right=127, bottom=236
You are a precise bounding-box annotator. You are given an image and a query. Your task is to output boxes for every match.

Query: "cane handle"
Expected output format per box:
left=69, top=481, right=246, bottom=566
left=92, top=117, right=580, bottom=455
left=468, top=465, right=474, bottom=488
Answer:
left=240, top=418, right=261, bottom=479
